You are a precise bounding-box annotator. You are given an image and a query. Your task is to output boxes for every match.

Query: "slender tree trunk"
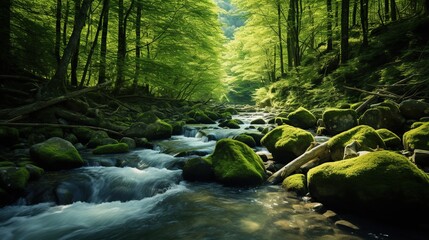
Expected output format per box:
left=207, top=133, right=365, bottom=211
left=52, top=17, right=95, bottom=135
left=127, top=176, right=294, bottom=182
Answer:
left=98, top=0, right=109, bottom=85
left=63, top=0, right=70, bottom=46
left=360, top=0, right=369, bottom=48
left=71, top=0, right=82, bottom=87
left=46, top=0, right=93, bottom=96
left=384, top=0, right=390, bottom=21
left=272, top=45, right=277, bottom=82
left=133, top=1, right=142, bottom=91
left=327, top=0, right=333, bottom=51
left=55, top=0, right=62, bottom=66
left=341, top=0, right=350, bottom=64
left=80, top=1, right=106, bottom=87
left=277, top=1, right=285, bottom=76
left=390, top=0, right=397, bottom=21
left=352, top=0, right=358, bottom=26
left=0, top=0, right=11, bottom=74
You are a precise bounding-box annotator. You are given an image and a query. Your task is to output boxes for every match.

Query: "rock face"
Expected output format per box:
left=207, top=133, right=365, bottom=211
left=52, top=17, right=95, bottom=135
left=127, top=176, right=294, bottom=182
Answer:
left=307, top=151, right=429, bottom=219
left=322, top=108, right=357, bottom=135
left=30, top=137, right=84, bottom=170
left=327, top=125, right=386, bottom=161
left=286, top=107, right=317, bottom=129
left=403, top=122, right=429, bottom=151
left=261, top=124, right=314, bottom=163
left=207, top=139, right=266, bottom=187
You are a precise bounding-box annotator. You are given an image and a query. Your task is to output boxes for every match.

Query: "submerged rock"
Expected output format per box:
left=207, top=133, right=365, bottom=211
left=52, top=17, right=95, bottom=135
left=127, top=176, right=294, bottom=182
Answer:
left=307, top=151, right=429, bottom=219
left=30, top=137, right=84, bottom=170
left=261, top=124, right=314, bottom=163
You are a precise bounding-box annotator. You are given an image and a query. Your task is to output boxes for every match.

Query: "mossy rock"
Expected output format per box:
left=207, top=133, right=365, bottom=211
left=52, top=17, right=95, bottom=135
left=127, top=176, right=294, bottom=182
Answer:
left=20, top=163, right=45, bottom=180
left=358, top=102, right=405, bottom=134
left=307, top=151, right=429, bottom=219
left=86, top=131, right=118, bottom=148
left=218, top=119, right=242, bottom=129
left=187, top=110, right=215, bottom=124
left=124, top=120, right=172, bottom=140
left=0, top=126, right=19, bottom=146
left=282, top=173, right=307, bottom=196
left=250, top=118, right=266, bottom=124
left=232, top=134, right=256, bottom=148
left=92, top=143, right=129, bottom=155
left=206, top=139, right=266, bottom=187
left=327, top=125, right=386, bottom=161
left=403, top=122, right=429, bottom=151
left=223, top=107, right=238, bottom=115
left=261, top=124, right=314, bottom=163
left=0, top=167, right=30, bottom=192
left=30, top=137, right=84, bottom=170
left=182, top=157, right=215, bottom=182
left=137, top=110, right=161, bottom=124
left=72, top=127, right=95, bottom=144
left=170, top=121, right=186, bottom=135
left=399, top=99, right=429, bottom=120
left=287, top=107, right=317, bottom=129
left=375, top=128, right=402, bottom=150
left=322, top=108, right=357, bottom=135
left=119, top=137, right=136, bottom=149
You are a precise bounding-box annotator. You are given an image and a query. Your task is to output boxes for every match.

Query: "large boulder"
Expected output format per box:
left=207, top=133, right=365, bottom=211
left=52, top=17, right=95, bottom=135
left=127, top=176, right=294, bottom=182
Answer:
left=0, top=167, right=30, bottom=192
left=261, top=125, right=314, bottom=163
left=403, top=122, right=429, bottom=151
left=399, top=99, right=429, bottom=120
left=322, top=108, right=357, bottom=135
left=375, top=128, right=402, bottom=150
left=307, top=151, right=429, bottom=219
left=286, top=107, right=317, bottom=129
left=30, top=137, right=84, bottom=170
left=206, top=139, right=266, bottom=186
left=358, top=101, right=405, bottom=134
left=182, top=157, right=215, bottom=182
left=327, top=125, right=386, bottom=161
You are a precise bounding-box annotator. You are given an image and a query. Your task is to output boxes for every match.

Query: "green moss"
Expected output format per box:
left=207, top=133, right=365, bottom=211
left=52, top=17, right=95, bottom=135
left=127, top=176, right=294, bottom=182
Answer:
left=287, top=107, right=317, bottom=129
left=358, top=104, right=405, bottom=133
left=92, top=143, right=129, bottom=155
left=322, top=108, right=357, bottom=135
left=350, top=102, right=363, bottom=110
left=207, top=139, right=266, bottom=187
left=282, top=173, right=308, bottom=196
left=182, top=157, right=215, bottom=182
left=403, top=122, right=429, bottom=151
left=187, top=110, right=215, bottom=124
left=232, top=134, right=256, bottom=148
left=261, top=124, right=315, bottom=163
left=327, top=125, right=386, bottom=161
left=307, top=151, right=429, bottom=217
left=30, top=137, right=84, bottom=170
left=218, top=119, right=242, bottom=129
left=0, top=167, right=30, bottom=192
left=375, top=128, right=402, bottom=150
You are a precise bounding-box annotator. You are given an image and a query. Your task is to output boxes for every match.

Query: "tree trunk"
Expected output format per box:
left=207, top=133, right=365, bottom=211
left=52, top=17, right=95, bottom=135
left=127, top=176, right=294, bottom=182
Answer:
left=327, top=0, right=333, bottom=51
left=390, top=0, right=397, bottom=21
left=0, top=0, right=11, bottom=74
left=45, top=0, right=93, bottom=96
left=80, top=1, right=106, bottom=87
left=133, top=1, right=142, bottom=91
left=63, top=0, right=70, bottom=46
left=360, top=0, right=369, bottom=48
left=98, top=0, right=110, bottom=85
left=70, top=0, right=82, bottom=87
left=341, top=0, right=350, bottom=64
left=384, top=0, right=390, bottom=21
left=267, top=142, right=329, bottom=184
left=352, top=0, right=358, bottom=27
left=277, top=1, right=285, bottom=76
left=55, top=0, right=62, bottom=66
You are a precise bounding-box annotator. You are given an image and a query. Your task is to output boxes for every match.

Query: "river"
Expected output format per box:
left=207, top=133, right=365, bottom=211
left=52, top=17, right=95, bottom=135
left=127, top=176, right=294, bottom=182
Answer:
left=0, top=111, right=426, bottom=239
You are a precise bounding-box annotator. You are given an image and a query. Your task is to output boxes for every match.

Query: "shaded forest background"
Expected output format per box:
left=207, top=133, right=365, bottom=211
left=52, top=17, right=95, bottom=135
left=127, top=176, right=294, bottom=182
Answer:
left=0, top=0, right=429, bottom=109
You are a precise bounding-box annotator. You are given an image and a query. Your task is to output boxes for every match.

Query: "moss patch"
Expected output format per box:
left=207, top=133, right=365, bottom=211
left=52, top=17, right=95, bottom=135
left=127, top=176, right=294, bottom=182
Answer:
left=93, top=143, right=129, bottom=155
left=403, top=122, right=429, bottom=151
left=261, top=124, right=314, bottom=163
left=375, top=128, right=402, bottom=150
left=286, top=107, right=317, bottom=129
left=307, top=151, right=429, bottom=218
left=327, top=125, right=386, bottom=161
left=207, top=139, right=266, bottom=187
left=282, top=173, right=308, bottom=196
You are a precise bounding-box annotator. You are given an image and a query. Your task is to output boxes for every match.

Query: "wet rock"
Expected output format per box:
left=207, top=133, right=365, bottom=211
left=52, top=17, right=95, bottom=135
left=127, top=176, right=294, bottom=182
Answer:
left=124, top=120, right=172, bottom=140
left=30, top=137, right=84, bottom=170
left=182, top=157, right=215, bottom=182
left=250, top=118, right=266, bottom=124
left=92, top=143, right=129, bottom=155
left=322, top=210, right=340, bottom=222
left=335, top=220, right=360, bottom=231
left=232, top=134, right=256, bottom=148
left=120, top=137, right=136, bottom=149
left=87, top=131, right=118, bottom=148
left=304, top=202, right=326, bottom=214
left=282, top=174, right=308, bottom=196
left=0, top=166, right=30, bottom=192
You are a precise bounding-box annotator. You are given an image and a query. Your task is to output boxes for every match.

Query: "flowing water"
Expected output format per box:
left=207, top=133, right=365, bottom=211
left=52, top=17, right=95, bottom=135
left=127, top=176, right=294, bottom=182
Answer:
left=0, top=111, right=427, bottom=239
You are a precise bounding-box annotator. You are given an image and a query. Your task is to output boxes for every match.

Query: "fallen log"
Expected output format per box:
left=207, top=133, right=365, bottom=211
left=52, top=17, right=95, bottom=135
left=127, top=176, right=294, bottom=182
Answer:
left=0, top=122, right=123, bottom=137
left=0, top=81, right=111, bottom=122
left=267, top=142, right=329, bottom=185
